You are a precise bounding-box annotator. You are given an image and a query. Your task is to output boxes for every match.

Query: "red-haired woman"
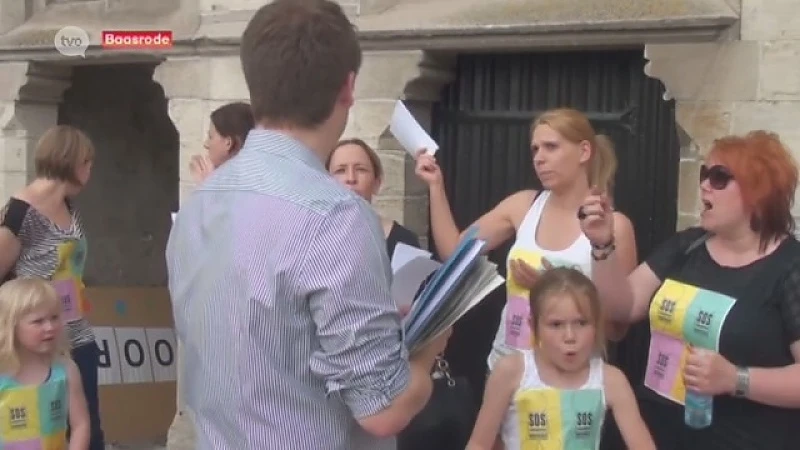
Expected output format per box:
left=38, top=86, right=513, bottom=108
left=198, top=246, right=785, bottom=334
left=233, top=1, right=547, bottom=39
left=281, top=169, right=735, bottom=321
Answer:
left=579, top=130, right=800, bottom=449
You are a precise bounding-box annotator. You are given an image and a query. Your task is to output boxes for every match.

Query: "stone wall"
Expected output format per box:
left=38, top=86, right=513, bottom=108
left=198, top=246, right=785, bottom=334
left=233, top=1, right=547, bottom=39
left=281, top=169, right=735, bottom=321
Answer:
left=645, top=0, right=800, bottom=230
left=153, top=56, right=249, bottom=203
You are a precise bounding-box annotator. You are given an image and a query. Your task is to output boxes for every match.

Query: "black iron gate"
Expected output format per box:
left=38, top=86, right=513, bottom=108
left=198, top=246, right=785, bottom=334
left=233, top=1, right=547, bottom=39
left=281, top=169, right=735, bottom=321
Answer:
left=431, top=49, right=680, bottom=408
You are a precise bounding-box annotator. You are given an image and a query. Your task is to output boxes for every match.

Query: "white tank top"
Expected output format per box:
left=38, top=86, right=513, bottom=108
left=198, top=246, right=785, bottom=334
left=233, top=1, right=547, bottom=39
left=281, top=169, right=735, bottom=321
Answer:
left=500, top=351, right=606, bottom=450
left=487, top=190, right=593, bottom=370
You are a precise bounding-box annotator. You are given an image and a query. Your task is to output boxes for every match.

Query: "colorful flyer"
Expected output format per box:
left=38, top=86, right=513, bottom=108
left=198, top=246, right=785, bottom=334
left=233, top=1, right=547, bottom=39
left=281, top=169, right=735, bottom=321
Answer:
left=643, top=331, right=689, bottom=404
left=504, top=295, right=531, bottom=349
left=51, top=280, right=81, bottom=322
left=0, top=386, right=41, bottom=442
left=51, top=240, right=88, bottom=321
left=515, top=387, right=604, bottom=450
left=682, top=289, right=736, bottom=350
left=0, top=369, right=68, bottom=449
left=505, top=249, right=584, bottom=348
left=645, top=279, right=736, bottom=404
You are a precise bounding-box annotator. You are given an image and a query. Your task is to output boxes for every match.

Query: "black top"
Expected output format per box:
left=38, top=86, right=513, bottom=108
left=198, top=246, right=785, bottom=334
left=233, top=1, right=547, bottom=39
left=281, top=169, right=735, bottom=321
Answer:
left=640, top=227, right=800, bottom=450
left=386, top=221, right=420, bottom=259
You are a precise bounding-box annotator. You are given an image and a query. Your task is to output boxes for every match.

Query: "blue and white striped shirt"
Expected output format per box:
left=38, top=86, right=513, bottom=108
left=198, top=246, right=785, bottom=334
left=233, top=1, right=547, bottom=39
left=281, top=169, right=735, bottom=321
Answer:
left=166, top=130, right=411, bottom=450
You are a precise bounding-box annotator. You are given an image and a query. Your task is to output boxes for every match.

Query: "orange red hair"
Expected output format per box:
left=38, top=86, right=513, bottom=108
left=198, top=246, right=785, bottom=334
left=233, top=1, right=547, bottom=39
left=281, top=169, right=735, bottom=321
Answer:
left=709, top=130, right=798, bottom=250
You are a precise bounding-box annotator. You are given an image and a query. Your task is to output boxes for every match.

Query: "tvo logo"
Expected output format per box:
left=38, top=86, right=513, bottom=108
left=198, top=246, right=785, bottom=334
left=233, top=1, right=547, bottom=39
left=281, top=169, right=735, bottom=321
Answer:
left=54, top=26, right=90, bottom=57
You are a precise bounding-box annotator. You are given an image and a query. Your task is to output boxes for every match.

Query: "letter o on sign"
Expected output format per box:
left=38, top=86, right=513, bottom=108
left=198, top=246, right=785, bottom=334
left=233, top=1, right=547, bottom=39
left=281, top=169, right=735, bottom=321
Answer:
left=154, top=339, right=174, bottom=366
left=123, top=339, right=145, bottom=367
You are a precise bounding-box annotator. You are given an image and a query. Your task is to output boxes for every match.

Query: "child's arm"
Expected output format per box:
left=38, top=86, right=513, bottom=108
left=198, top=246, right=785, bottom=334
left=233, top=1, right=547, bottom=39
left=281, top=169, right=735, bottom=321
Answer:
left=66, top=358, right=90, bottom=450
left=604, top=364, right=656, bottom=450
left=466, top=354, right=523, bottom=450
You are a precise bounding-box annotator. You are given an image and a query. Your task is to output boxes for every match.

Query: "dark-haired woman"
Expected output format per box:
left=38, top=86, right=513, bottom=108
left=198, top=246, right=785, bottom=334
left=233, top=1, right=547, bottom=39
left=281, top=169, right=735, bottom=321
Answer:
left=168, top=101, right=255, bottom=450
left=190, top=102, right=255, bottom=184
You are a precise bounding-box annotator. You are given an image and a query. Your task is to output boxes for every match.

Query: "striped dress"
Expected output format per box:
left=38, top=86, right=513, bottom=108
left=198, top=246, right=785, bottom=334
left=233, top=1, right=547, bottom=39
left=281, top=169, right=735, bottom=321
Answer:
left=0, top=198, right=95, bottom=348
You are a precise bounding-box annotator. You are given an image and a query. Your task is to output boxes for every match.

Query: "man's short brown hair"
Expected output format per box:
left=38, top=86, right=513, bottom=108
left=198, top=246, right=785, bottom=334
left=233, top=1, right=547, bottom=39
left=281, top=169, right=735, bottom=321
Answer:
left=34, top=125, right=95, bottom=184
left=240, top=0, right=361, bottom=128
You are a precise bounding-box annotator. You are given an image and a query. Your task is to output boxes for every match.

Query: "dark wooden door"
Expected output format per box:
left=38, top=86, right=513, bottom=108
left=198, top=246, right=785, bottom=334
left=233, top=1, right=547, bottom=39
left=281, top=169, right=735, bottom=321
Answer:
left=431, top=49, right=681, bottom=407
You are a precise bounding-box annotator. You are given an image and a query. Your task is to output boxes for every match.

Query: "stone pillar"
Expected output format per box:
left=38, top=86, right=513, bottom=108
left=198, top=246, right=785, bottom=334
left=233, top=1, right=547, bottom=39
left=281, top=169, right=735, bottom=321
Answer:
left=154, top=54, right=249, bottom=450
left=0, top=62, right=72, bottom=201
left=644, top=0, right=800, bottom=232
left=343, top=50, right=454, bottom=249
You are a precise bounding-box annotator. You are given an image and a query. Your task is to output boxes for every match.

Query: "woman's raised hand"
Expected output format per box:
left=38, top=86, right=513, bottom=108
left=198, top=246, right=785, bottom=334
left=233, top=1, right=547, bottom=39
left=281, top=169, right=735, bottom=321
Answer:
left=189, top=154, right=215, bottom=184
left=414, top=149, right=443, bottom=187
left=578, top=186, right=615, bottom=247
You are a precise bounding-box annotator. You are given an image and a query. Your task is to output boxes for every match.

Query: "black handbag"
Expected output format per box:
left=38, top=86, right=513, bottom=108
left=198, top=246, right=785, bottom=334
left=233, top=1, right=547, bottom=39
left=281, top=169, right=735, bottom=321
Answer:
left=397, top=357, right=479, bottom=450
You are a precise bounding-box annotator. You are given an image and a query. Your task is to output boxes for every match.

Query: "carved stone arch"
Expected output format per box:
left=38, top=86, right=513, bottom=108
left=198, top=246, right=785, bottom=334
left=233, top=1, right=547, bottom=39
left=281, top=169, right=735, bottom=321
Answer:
left=0, top=62, right=72, bottom=199
left=642, top=40, right=756, bottom=229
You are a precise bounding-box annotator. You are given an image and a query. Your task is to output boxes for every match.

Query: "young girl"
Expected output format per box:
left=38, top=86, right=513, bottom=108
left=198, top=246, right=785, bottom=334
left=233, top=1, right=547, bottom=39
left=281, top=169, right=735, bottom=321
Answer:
left=467, top=268, right=655, bottom=450
left=0, top=278, right=90, bottom=450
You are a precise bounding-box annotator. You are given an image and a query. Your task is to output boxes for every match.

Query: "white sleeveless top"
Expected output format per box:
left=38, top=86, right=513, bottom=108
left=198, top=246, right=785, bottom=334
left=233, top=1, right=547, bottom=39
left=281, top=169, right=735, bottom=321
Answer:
left=487, top=190, right=593, bottom=370
left=501, top=351, right=606, bottom=450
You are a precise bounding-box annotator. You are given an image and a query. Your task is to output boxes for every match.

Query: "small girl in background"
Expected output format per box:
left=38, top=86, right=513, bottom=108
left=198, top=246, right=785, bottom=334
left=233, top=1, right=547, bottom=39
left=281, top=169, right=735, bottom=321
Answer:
left=0, top=278, right=89, bottom=450
left=467, top=267, right=654, bottom=450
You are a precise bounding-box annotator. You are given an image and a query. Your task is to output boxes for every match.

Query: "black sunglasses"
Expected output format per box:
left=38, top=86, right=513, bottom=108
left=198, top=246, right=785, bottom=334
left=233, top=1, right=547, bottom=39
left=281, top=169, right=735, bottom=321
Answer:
left=700, top=164, right=734, bottom=190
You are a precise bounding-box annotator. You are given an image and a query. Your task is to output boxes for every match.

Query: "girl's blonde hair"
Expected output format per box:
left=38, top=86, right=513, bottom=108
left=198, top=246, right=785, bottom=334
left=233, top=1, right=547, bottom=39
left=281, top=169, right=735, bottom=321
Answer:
left=532, top=108, right=618, bottom=195
left=529, top=267, right=606, bottom=356
left=0, top=278, right=69, bottom=374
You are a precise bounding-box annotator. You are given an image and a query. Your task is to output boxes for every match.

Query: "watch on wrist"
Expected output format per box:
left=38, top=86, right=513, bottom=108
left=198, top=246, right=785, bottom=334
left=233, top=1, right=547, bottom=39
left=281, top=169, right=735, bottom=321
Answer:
left=733, top=366, right=750, bottom=397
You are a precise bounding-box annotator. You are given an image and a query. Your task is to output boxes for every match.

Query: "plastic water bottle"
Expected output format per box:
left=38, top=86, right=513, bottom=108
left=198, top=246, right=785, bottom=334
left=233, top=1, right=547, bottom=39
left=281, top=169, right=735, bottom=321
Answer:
left=684, top=390, right=713, bottom=429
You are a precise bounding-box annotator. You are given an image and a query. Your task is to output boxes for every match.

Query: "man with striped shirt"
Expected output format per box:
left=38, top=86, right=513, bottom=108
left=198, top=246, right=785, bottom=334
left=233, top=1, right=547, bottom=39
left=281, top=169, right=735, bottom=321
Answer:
left=165, top=1, right=449, bottom=449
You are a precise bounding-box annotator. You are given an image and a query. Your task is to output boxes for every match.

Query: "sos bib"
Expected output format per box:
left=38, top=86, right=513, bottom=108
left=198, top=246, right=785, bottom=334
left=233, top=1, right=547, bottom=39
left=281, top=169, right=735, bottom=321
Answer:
left=644, top=279, right=735, bottom=404
left=0, top=363, right=68, bottom=449
left=51, top=238, right=89, bottom=322
left=502, top=352, right=605, bottom=450
left=488, top=190, right=592, bottom=370
left=504, top=248, right=586, bottom=349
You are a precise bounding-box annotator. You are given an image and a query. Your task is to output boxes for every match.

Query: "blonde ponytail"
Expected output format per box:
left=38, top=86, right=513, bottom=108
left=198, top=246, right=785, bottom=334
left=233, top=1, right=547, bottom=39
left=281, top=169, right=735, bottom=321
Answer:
left=589, top=134, right=617, bottom=195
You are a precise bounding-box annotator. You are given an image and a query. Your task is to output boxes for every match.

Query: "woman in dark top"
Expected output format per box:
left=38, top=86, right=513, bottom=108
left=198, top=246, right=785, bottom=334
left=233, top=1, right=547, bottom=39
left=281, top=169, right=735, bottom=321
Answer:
left=578, top=130, right=800, bottom=449
left=326, top=138, right=420, bottom=257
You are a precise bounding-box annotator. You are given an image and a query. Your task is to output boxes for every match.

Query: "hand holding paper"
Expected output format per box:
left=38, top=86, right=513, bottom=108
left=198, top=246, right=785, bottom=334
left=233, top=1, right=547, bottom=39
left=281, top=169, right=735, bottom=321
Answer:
left=414, top=150, right=444, bottom=187
left=389, top=100, right=439, bottom=156
left=401, top=227, right=505, bottom=354
left=508, top=255, right=552, bottom=292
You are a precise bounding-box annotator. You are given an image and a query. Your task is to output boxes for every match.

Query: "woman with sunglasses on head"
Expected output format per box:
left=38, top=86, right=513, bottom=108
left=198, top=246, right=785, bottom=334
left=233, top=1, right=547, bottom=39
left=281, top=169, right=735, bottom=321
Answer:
left=580, top=130, right=800, bottom=450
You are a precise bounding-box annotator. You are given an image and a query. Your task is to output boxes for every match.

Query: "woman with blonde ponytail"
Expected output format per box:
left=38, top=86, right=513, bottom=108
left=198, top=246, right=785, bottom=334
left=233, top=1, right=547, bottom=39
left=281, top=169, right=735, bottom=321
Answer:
left=592, top=133, right=618, bottom=195
left=416, top=108, right=637, bottom=447
left=416, top=107, right=637, bottom=365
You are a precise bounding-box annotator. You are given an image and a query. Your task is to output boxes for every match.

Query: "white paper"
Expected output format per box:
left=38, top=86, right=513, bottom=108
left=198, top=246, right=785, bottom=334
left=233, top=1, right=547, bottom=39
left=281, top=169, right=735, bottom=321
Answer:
left=391, top=256, right=441, bottom=310
left=389, top=100, right=439, bottom=156
left=171, top=212, right=176, bottom=223
left=391, top=242, right=432, bottom=273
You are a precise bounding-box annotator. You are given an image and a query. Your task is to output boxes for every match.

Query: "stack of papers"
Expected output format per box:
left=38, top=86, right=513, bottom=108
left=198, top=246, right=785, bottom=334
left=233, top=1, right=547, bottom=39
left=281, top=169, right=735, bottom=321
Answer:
left=394, top=228, right=505, bottom=354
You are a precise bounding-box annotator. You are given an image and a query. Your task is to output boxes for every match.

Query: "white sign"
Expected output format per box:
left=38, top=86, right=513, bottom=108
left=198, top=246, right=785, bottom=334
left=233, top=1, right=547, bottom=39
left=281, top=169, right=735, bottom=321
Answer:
left=94, top=327, right=177, bottom=386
